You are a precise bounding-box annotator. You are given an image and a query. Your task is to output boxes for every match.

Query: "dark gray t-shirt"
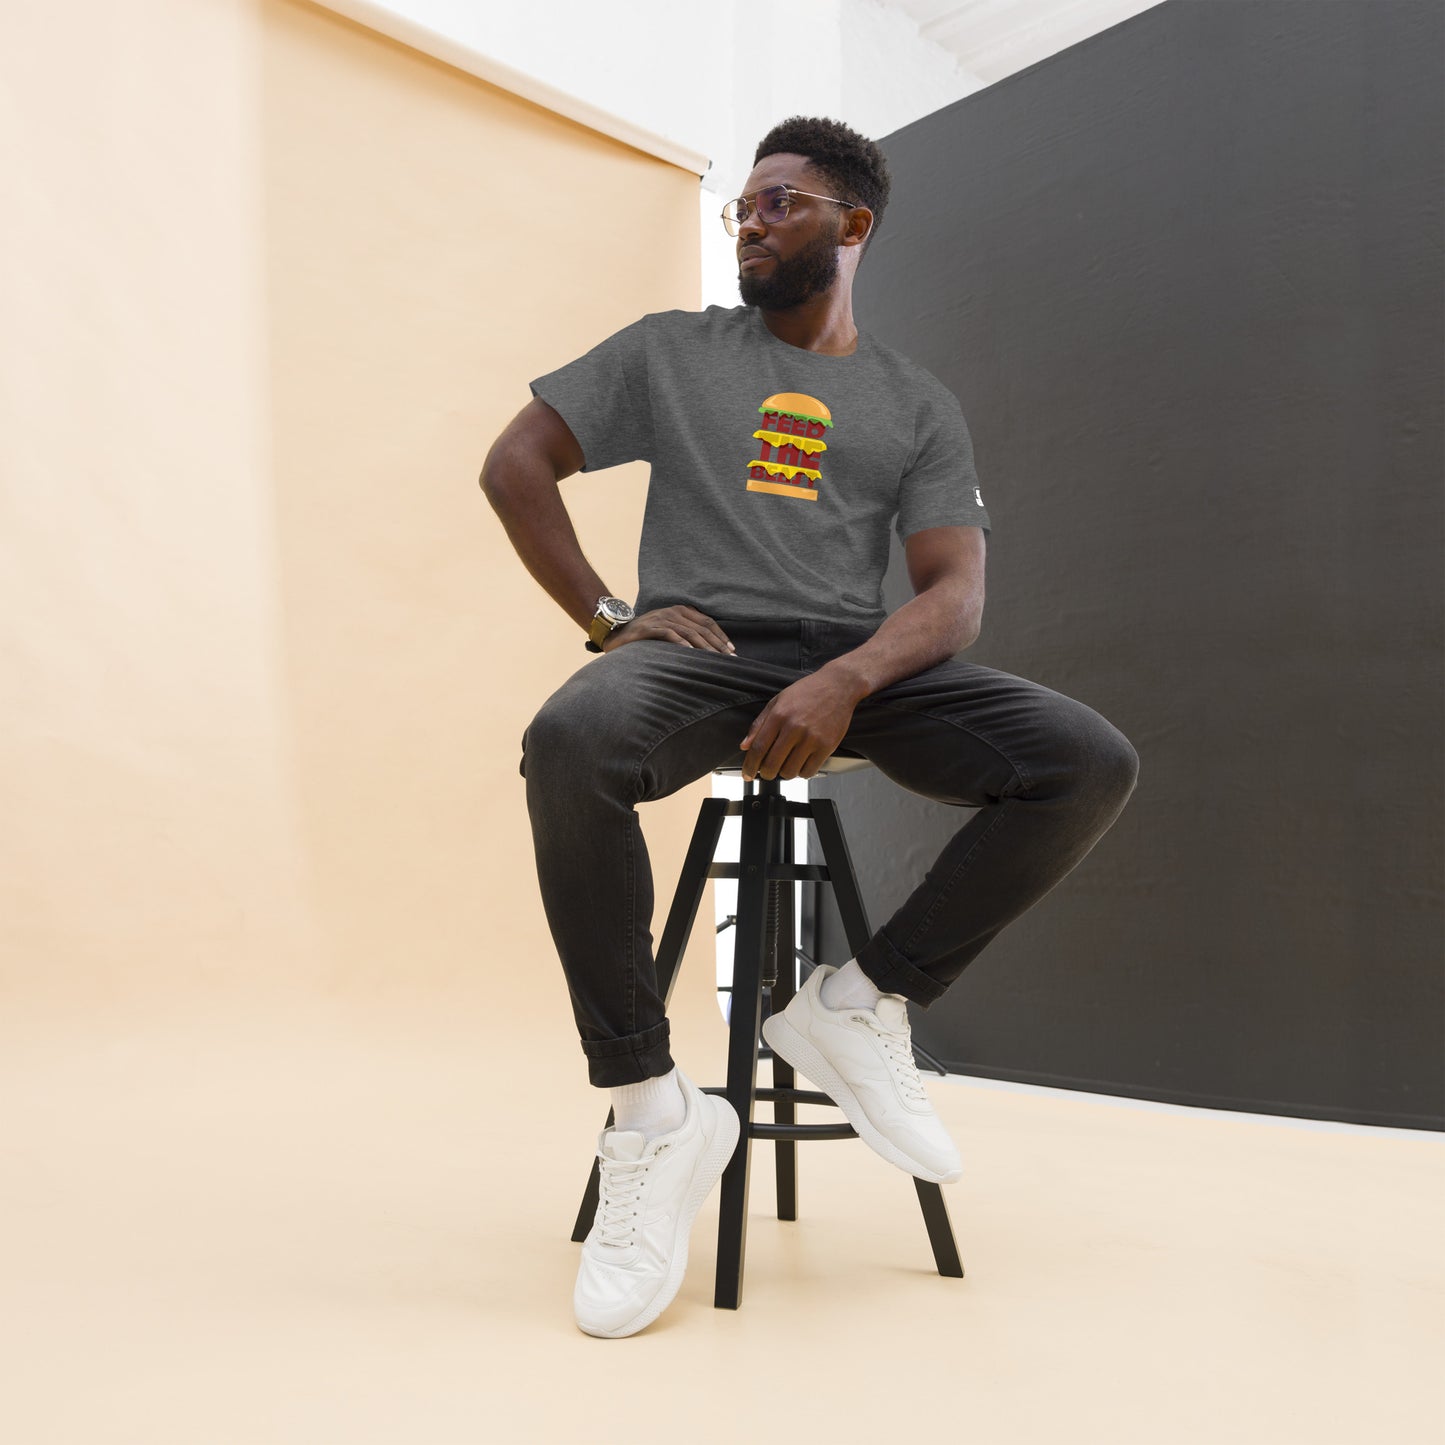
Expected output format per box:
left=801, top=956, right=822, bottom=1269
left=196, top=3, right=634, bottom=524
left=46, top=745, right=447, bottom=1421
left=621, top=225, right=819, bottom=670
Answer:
left=529, top=304, right=990, bottom=626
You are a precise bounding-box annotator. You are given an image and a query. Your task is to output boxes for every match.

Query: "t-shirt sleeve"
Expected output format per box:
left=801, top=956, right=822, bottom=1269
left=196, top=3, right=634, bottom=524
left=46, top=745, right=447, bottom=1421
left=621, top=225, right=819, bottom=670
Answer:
left=527, top=315, right=654, bottom=473
left=895, top=382, right=992, bottom=543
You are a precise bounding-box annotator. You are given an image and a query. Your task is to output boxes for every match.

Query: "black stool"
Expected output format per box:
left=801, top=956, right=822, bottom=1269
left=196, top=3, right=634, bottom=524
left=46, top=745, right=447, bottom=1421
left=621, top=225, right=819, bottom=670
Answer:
left=570, top=755, right=964, bottom=1309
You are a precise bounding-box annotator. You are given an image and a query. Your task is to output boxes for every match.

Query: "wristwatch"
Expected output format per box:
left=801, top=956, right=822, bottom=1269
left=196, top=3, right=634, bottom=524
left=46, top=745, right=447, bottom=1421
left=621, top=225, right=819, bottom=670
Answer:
left=585, top=596, right=636, bottom=653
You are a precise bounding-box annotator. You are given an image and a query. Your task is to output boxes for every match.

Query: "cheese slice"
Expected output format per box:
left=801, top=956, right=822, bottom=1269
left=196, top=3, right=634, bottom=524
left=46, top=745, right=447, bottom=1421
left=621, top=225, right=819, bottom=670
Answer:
left=752, top=429, right=827, bottom=456
left=750, top=461, right=821, bottom=482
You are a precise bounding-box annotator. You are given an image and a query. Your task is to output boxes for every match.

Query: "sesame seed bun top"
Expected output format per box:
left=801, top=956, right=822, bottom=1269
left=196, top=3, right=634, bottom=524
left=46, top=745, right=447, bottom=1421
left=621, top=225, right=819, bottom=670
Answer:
left=757, top=392, right=832, bottom=427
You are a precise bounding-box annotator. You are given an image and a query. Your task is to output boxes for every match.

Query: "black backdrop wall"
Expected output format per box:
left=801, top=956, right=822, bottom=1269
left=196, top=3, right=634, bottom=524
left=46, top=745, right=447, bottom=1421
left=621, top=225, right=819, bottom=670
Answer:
left=810, top=0, right=1444, bottom=1129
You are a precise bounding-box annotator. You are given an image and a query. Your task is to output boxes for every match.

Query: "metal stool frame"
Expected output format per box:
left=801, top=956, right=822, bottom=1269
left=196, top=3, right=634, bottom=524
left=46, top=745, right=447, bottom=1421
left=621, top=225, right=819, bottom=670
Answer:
left=569, top=769, right=964, bottom=1309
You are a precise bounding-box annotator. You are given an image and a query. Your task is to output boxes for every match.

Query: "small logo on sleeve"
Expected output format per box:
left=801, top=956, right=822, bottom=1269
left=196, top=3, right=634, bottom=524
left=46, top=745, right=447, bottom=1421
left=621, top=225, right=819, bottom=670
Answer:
left=747, top=393, right=831, bottom=501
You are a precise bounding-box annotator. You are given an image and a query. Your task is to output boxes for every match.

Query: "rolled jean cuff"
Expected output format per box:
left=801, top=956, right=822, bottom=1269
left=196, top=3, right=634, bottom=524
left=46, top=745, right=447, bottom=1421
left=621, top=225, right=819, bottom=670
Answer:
left=580, top=1019, right=675, bottom=1088
left=854, top=928, right=948, bottom=1006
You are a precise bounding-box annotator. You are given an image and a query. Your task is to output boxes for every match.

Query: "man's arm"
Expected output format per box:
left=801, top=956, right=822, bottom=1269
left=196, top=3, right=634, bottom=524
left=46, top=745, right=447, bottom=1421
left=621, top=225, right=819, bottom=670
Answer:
left=822, top=524, right=986, bottom=699
left=479, top=397, right=608, bottom=635
left=480, top=398, right=735, bottom=653
left=738, top=525, right=986, bottom=780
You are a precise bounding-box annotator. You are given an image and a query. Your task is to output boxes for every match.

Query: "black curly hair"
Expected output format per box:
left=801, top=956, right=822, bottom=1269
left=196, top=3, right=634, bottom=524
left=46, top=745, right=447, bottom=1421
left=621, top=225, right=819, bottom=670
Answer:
left=752, top=115, right=892, bottom=260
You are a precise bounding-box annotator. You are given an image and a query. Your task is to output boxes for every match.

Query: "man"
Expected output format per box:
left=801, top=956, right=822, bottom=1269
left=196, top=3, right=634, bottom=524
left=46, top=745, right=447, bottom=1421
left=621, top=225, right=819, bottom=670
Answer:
left=481, top=116, right=1138, bottom=1338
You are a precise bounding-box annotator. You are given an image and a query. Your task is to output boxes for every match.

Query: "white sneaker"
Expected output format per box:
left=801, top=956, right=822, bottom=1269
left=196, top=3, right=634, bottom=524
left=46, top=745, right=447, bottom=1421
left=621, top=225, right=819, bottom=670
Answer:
left=762, top=964, right=962, bottom=1184
left=573, top=1069, right=740, bottom=1338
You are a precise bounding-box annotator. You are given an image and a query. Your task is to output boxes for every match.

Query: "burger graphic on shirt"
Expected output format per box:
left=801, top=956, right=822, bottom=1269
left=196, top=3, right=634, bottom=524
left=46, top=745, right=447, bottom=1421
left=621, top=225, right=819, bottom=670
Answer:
left=747, top=392, right=831, bottom=501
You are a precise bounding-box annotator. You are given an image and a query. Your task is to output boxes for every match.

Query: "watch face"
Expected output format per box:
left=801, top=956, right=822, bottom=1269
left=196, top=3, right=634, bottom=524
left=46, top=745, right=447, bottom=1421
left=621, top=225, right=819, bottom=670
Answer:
left=600, top=598, right=635, bottom=624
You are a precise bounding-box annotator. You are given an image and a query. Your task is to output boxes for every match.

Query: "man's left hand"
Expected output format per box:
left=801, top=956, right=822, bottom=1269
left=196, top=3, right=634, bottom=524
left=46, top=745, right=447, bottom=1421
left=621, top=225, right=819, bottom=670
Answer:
left=739, top=670, right=861, bottom=781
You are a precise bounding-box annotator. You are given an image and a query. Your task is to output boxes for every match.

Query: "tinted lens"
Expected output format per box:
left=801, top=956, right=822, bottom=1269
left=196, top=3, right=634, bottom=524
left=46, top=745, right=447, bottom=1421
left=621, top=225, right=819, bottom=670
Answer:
left=756, top=185, right=791, bottom=222
left=724, top=186, right=792, bottom=233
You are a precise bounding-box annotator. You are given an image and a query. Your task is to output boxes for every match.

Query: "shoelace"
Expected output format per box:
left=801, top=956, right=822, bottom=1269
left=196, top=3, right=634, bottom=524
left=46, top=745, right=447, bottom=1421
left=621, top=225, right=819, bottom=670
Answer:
left=595, top=1145, right=667, bottom=1248
left=855, top=1014, right=930, bottom=1107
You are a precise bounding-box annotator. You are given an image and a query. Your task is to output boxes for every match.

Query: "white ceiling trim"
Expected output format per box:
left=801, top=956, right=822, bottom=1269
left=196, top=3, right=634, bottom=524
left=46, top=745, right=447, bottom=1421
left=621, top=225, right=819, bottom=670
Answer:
left=883, top=0, right=1168, bottom=85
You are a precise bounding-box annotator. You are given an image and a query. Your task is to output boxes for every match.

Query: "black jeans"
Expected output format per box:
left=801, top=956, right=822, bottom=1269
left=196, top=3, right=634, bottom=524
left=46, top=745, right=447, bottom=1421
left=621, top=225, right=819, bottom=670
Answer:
left=520, top=620, right=1139, bottom=1087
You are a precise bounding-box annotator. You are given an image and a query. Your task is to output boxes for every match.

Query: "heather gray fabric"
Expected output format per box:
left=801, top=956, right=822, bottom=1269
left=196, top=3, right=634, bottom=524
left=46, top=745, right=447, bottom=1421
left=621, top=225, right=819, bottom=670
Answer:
left=529, top=305, right=991, bottom=626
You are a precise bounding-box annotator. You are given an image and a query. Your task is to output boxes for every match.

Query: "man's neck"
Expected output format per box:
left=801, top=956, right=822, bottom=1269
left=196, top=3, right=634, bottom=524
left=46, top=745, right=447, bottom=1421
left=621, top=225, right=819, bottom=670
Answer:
left=756, top=292, right=860, bottom=356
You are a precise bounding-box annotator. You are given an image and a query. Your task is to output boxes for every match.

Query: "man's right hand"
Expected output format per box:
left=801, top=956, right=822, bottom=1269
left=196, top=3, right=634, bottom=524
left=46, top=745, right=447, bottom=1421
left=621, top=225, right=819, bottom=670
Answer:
left=602, top=606, right=735, bottom=655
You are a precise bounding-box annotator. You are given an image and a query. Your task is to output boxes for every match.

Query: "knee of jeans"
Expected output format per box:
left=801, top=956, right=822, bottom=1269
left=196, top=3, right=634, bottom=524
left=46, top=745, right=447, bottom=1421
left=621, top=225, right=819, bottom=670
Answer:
left=520, top=688, right=630, bottom=796
left=1081, top=717, right=1140, bottom=811
left=1047, top=706, right=1140, bottom=812
left=519, top=694, right=581, bottom=786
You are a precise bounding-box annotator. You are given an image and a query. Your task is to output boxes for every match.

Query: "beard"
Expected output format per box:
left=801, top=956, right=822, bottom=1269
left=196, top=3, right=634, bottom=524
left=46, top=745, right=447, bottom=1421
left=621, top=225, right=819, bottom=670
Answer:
left=738, top=229, right=840, bottom=310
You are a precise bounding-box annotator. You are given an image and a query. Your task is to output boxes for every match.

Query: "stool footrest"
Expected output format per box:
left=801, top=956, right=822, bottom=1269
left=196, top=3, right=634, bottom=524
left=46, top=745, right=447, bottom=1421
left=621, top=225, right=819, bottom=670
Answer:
left=700, top=1084, right=859, bottom=1141
left=702, top=1085, right=833, bottom=1107
left=707, top=863, right=830, bottom=882
left=750, top=1121, right=859, bottom=1142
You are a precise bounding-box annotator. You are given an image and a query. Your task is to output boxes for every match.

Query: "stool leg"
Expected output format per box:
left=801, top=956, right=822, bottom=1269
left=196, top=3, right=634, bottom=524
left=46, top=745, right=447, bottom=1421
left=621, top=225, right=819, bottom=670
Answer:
left=914, top=1177, right=965, bottom=1277
left=807, top=796, right=872, bottom=956
left=569, top=1106, right=612, bottom=1244
left=809, top=795, right=965, bottom=1281
left=714, top=785, right=774, bottom=1309
left=771, top=815, right=799, bottom=1222
left=570, top=798, right=729, bottom=1245
left=658, top=797, right=732, bottom=1008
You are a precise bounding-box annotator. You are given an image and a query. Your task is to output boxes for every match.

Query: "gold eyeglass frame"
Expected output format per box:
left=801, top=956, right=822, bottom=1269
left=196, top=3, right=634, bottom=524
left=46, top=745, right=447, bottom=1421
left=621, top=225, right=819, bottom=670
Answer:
left=721, top=184, right=858, bottom=236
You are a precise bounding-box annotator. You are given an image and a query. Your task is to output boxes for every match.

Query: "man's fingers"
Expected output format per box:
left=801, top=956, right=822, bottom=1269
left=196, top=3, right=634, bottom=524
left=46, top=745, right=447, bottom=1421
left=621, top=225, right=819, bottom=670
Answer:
left=685, top=625, right=730, bottom=653
left=604, top=609, right=732, bottom=653
left=762, top=740, right=801, bottom=781
left=633, top=613, right=723, bottom=652
left=739, top=729, right=769, bottom=779
left=796, top=751, right=824, bottom=781
left=679, top=607, right=734, bottom=654
left=741, top=714, right=806, bottom=780
left=747, top=730, right=803, bottom=781
left=695, top=621, right=735, bottom=653
left=740, top=703, right=770, bottom=752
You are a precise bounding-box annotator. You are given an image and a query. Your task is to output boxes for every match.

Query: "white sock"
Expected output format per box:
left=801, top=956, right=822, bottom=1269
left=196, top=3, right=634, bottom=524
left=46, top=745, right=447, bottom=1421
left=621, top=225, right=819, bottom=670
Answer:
left=610, top=1068, right=686, bottom=1140
left=820, top=958, right=891, bottom=1011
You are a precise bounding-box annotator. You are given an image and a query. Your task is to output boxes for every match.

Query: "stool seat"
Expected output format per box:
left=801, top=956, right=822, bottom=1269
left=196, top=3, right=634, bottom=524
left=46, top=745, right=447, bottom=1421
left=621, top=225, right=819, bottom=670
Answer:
left=570, top=769, right=963, bottom=1310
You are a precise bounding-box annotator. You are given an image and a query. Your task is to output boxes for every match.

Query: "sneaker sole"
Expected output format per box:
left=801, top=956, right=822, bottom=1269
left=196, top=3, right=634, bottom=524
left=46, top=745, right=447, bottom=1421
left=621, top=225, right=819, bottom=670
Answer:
left=578, top=1093, right=741, bottom=1339
left=761, top=1013, right=961, bottom=1185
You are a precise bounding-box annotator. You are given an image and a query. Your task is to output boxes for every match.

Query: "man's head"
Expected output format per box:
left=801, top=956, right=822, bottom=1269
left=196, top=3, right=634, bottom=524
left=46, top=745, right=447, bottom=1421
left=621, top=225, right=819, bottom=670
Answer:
left=729, top=116, right=892, bottom=311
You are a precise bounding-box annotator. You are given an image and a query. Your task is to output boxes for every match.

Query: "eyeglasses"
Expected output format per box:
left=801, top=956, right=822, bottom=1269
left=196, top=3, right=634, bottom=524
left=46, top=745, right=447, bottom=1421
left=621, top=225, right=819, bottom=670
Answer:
left=720, top=183, right=857, bottom=236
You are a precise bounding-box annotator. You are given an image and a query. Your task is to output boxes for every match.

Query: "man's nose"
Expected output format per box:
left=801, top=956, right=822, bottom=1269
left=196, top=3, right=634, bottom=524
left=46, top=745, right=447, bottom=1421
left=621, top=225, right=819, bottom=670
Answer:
left=737, top=206, right=768, bottom=244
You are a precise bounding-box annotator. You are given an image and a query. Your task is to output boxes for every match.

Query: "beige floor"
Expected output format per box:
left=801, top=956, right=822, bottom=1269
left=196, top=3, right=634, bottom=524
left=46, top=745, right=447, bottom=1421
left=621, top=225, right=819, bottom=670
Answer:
left=2, top=982, right=1441, bottom=1445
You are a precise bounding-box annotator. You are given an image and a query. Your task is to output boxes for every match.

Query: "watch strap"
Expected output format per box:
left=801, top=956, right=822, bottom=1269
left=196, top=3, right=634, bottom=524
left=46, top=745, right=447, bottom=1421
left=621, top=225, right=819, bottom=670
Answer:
left=586, top=612, right=614, bottom=651
left=586, top=596, right=635, bottom=653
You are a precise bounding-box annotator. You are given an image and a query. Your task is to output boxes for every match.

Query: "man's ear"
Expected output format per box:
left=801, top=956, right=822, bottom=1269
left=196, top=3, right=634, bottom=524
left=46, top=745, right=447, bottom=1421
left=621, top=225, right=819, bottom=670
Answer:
left=842, top=206, right=873, bottom=248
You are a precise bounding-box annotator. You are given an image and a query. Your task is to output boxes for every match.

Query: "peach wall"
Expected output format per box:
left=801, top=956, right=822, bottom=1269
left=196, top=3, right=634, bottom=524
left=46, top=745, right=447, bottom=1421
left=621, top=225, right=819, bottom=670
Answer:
left=0, top=0, right=706, bottom=1022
